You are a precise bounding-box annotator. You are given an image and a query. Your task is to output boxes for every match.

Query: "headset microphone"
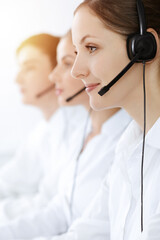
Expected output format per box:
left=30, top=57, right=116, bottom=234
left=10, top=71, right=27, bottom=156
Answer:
left=36, top=84, right=55, bottom=98
left=98, top=52, right=141, bottom=96
left=66, top=87, right=86, bottom=102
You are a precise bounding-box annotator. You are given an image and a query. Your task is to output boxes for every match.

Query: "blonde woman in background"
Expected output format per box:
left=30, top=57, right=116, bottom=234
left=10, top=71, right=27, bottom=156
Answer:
left=0, top=33, right=86, bottom=223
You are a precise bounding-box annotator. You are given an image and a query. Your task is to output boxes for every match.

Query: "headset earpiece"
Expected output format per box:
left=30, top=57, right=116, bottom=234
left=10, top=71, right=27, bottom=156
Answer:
left=127, top=32, right=157, bottom=62
left=98, top=0, right=158, bottom=96
left=127, top=0, right=157, bottom=63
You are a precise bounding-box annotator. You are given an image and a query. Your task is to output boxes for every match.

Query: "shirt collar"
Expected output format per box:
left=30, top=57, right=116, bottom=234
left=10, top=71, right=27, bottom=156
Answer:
left=116, top=120, right=142, bottom=154
left=101, top=109, right=132, bottom=139
left=48, top=108, right=61, bottom=123
left=46, top=108, right=67, bottom=135
left=146, top=117, right=160, bottom=149
left=116, top=117, right=160, bottom=154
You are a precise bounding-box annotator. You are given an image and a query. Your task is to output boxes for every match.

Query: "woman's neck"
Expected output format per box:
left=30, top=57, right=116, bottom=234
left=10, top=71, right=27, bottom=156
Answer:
left=123, top=62, right=160, bottom=132
left=37, top=92, right=59, bottom=121
left=40, top=102, right=58, bottom=121
left=82, top=107, right=120, bottom=151
left=90, top=108, right=120, bottom=136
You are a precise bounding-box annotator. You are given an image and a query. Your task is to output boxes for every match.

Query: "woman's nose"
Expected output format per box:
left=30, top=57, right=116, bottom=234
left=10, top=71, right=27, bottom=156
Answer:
left=15, top=71, right=23, bottom=84
left=71, top=55, right=89, bottom=80
left=48, top=66, right=61, bottom=84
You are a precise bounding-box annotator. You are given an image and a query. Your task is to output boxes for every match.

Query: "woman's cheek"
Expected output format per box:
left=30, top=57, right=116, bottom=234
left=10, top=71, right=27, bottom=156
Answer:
left=91, top=57, right=109, bottom=84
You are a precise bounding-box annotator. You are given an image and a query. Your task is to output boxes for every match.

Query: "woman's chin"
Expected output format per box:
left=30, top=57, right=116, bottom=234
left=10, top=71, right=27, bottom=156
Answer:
left=90, top=98, right=107, bottom=111
left=58, top=98, right=70, bottom=107
left=21, top=97, right=30, bottom=105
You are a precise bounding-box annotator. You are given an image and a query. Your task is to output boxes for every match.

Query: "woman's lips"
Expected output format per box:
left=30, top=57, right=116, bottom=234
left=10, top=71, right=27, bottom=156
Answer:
left=20, top=88, right=25, bottom=94
left=85, top=83, right=100, bottom=93
left=55, top=88, right=63, bottom=96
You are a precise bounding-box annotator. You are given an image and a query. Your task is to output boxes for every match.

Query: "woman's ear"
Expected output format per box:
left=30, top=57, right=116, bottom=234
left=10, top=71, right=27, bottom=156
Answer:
left=147, top=28, right=160, bottom=59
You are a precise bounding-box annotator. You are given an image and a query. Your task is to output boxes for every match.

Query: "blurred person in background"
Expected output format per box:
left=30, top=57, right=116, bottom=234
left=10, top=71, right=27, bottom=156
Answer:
left=0, top=33, right=84, bottom=223
left=0, top=31, right=131, bottom=240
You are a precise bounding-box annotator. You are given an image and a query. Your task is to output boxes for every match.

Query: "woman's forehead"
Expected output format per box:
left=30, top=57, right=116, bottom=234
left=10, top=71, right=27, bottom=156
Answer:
left=57, top=37, right=75, bottom=61
left=72, top=6, right=107, bottom=44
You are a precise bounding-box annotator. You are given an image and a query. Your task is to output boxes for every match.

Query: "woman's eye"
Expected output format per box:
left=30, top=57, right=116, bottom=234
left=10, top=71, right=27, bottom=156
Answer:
left=64, top=62, right=72, bottom=67
left=26, top=66, right=36, bottom=71
left=86, top=46, right=97, bottom=53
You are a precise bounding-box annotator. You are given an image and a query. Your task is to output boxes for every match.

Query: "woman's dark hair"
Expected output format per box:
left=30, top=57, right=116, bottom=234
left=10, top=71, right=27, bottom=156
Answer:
left=16, top=33, right=60, bottom=67
left=75, top=0, right=160, bottom=37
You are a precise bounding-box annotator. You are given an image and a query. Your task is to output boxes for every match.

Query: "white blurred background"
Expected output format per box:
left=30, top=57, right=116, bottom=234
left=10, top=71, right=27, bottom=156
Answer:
left=0, top=0, right=83, bottom=163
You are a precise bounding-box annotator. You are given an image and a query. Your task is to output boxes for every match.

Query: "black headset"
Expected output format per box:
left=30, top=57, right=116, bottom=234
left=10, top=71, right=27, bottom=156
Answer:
left=128, top=2, right=157, bottom=233
left=127, top=0, right=157, bottom=62
left=98, top=0, right=157, bottom=96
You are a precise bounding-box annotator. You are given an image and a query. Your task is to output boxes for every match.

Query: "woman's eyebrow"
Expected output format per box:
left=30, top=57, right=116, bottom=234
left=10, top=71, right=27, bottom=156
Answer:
left=61, top=55, right=74, bottom=61
left=80, top=34, right=97, bottom=44
left=23, top=59, right=39, bottom=65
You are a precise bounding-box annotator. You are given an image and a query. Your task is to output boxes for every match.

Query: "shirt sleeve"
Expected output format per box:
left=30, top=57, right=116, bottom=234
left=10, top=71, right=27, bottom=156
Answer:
left=18, top=234, right=74, bottom=240
left=0, top=145, right=43, bottom=198
left=0, top=171, right=111, bottom=240
left=44, top=177, right=111, bottom=240
left=0, top=193, right=71, bottom=239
